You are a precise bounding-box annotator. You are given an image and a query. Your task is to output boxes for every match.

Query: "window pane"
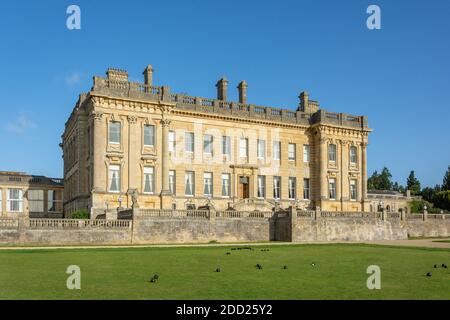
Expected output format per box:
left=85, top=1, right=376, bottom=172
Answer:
left=28, top=190, right=44, bottom=212
left=204, top=172, right=213, bottom=196
left=143, top=167, right=154, bottom=194
left=257, top=176, right=265, bottom=198
left=303, top=145, right=310, bottom=163
left=222, top=136, right=231, bottom=156
left=239, top=138, right=248, bottom=157
left=221, top=173, right=230, bottom=197
left=273, top=176, right=281, bottom=199
left=185, top=133, right=194, bottom=152
left=273, top=141, right=280, bottom=160
left=328, top=144, right=336, bottom=162
left=329, top=178, right=336, bottom=199
left=169, top=131, right=175, bottom=152
left=109, top=122, right=121, bottom=144
left=185, top=172, right=194, bottom=196
left=350, top=146, right=357, bottom=164
left=303, top=178, right=310, bottom=200
left=288, top=144, right=296, bottom=160
left=144, top=125, right=155, bottom=146
left=257, top=140, right=265, bottom=159
left=109, top=165, right=120, bottom=192
left=288, top=177, right=296, bottom=199
left=169, top=170, right=176, bottom=194
left=204, top=135, right=213, bottom=154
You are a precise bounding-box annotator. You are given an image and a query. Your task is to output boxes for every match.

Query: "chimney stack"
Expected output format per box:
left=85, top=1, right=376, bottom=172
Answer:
left=237, top=81, right=248, bottom=104
left=299, top=91, right=309, bottom=111
left=216, top=77, right=228, bottom=101
left=143, top=65, right=154, bottom=86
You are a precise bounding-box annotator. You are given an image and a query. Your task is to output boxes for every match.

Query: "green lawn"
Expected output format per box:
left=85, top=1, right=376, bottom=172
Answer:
left=0, top=244, right=449, bottom=300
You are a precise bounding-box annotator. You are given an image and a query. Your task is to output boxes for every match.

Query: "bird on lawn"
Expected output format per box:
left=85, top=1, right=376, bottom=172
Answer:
left=311, top=262, right=316, bottom=267
left=442, top=264, right=448, bottom=268
left=226, top=252, right=231, bottom=255
left=256, top=264, right=263, bottom=269
left=426, top=272, right=432, bottom=277
left=283, top=265, right=288, bottom=270
left=150, top=274, right=159, bottom=283
left=434, top=264, right=438, bottom=268
left=216, top=267, right=221, bottom=273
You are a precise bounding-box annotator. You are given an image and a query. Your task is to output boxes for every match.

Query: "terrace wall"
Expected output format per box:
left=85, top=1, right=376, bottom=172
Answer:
left=0, top=210, right=449, bottom=246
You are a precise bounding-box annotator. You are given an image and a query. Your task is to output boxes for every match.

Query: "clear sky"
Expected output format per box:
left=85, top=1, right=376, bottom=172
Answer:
left=0, top=0, right=449, bottom=187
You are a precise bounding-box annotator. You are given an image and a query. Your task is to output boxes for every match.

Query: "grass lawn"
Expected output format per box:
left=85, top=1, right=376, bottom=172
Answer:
left=0, top=244, right=449, bottom=300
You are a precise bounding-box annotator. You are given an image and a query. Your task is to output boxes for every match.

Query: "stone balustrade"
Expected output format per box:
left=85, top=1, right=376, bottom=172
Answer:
left=28, top=218, right=131, bottom=229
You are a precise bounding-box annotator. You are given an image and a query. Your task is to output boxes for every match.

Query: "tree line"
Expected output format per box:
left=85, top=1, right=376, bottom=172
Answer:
left=367, top=165, right=450, bottom=213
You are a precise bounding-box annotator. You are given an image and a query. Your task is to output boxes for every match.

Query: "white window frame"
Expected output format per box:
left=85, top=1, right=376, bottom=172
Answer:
left=221, top=173, right=231, bottom=198
left=303, top=145, right=310, bottom=163
left=273, top=176, right=281, bottom=200
left=350, top=146, right=357, bottom=165
left=329, top=178, right=336, bottom=200
left=169, top=170, right=176, bottom=195
left=7, top=188, right=23, bottom=213
left=257, top=139, right=266, bottom=159
left=185, top=171, right=195, bottom=197
left=288, top=177, right=296, bottom=200
left=288, top=143, right=296, bottom=161
left=273, top=141, right=281, bottom=160
left=350, top=180, right=357, bottom=201
left=143, top=125, right=155, bottom=147
left=222, top=136, right=231, bottom=156
left=239, top=138, right=248, bottom=158
left=108, top=121, right=121, bottom=145
left=143, top=167, right=155, bottom=194
left=328, top=144, right=337, bottom=163
left=303, top=178, right=310, bottom=200
left=185, top=132, right=194, bottom=153
left=168, top=131, right=175, bottom=152
left=257, top=175, right=266, bottom=199
left=108, top=165, right=121, bottom=193
left=28, top=189, right=44, bottom=213
left=203, top=134, right=213, bottom=155
left=203, top=172, right=213, bottom=197
left=47, top=190, right=63, bottom=213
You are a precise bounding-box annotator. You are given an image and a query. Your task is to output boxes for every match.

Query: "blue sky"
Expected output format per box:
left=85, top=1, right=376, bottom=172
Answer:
left=0, top=0, right=449, bottom=187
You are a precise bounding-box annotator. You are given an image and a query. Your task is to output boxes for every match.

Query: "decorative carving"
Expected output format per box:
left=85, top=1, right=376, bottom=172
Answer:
left=160, top=119, right=171, bottom=127
left=90, top=111, right=103, bottom=121
left=127, top=115, right=137, bottom=124
left=127, top=189, right=139, bottom=209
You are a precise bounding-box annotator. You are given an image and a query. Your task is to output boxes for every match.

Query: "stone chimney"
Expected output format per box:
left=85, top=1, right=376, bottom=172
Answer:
left=216, top=77, right=228, bottom=101
left=237, top=81, right=248, bottom=104
left=106, top=68, right=128, bottom=82
left=143, top=65, right=153, bottom=86
left=298, top=91, right=309, bottom=112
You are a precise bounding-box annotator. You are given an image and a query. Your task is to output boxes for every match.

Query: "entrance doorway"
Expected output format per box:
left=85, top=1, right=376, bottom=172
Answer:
left=238, top=176, right=250, bottom=199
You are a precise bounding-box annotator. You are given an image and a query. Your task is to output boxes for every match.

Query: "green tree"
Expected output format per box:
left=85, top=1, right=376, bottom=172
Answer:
left=406, top=170, right=420, bottom=195
left=367, top=167, right=393, bottom=190
left=434, top=190, right=450, bottom=211
left=443, top=165, right=450, bottom=191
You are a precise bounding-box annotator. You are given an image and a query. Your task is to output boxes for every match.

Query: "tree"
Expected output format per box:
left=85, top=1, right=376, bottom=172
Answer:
left=406, top=170, right=421, bottom=195
left=433, top=190, right=450, bottom=211
left=367, top=167, right=393, bottom=191
left=443, top=165, right=450, bottom=191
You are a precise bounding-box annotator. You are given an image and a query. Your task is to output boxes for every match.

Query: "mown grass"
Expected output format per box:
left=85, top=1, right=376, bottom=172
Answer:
left=0, top=244, right=449, bottom=300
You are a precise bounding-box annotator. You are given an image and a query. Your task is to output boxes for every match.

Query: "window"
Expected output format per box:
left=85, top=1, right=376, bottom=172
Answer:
left=28, top=190, right=44, bottom=212
left=350, top=146, right=357, bottom=165
left=273, top=141, right=281, bottom=160
left=7, top=189, right=23, bottom=212
left=203, top=172, right=213, bottom=197
left=0, top=190, right=2, bottom=212
left=185, top=171, right=195, bottom=196
left=169, top=170, right=176, bottom=195
left=143, top=167, right=155, bottom=194
left=239, top=138, right=248, bottom=158
left=222, top=136, right=231, bottom=156
left=108, top=121, right=121, bottom=144
left=257, top=176, right=266, bottom=198
left=329, top=178, right=336, bottom=200
left=185, top=132, right=194, bottom=153
left=143, top=125, right=155, bottom=147
left=168, top=131, right=175, bottom=152
left=303, top=145, right=310, bottom=163
left=108, top=165, right=120, bottom=193
left=273, top=176, right=281, bottom=199
left=221, top=173, right=231, bottom=197
left=328, top=144, right=337, bottom=162
left=288, top=177, right=296, bottom=200
left=48, top=190, right=63, bottom=212
left=203, top=134, right=213, bottom=154
left=257, top=139, right=266, bottom=159
left=288, top=143, right=296, bottom=161
left=350, top=180, right=357, bottom=201
left=303, top=178, right=310, bottom=200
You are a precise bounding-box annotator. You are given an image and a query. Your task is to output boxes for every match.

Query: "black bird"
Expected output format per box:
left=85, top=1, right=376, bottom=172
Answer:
left=216, top=267, right=221, bottom=273
left=226, top=252, right=231, bottom=255
left=150, top=274, right=159, bottom=283
left=434, top=264, right=438, bottom=268
left=256, top=264, right=263, bottom=269
left=283, top=265, right=288, bottom=270
left=426, top=272, right=432, bottom=277
left=442, top=264, right=448, bottom=268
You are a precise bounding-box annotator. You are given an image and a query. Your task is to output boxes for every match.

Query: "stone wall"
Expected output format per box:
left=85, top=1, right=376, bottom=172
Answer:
left=0, top=211, right=449, bottom=246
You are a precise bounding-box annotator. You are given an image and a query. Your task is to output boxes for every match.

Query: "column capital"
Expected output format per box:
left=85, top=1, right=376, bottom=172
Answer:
left=160, top=119, right=171, bottom=127
left=127, top=115, right=137, bottom=124
left=90, top=111, right=103, bottom=121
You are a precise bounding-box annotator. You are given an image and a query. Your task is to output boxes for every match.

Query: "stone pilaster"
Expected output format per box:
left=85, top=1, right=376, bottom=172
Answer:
left=160, top=118, right=172, bottom=208
left=361, top=141, right=368, bottom=210
left=91, top=111, right=106, bottom=194
left=127, top=115, right=138, bottom=199
left=319, top=137, right=328, bottom=206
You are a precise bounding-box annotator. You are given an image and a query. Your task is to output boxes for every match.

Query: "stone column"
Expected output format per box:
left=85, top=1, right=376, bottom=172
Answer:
left=423, top=206, right=428, bottom=221
left=127, top=116, right=138, bottom=195
left=91, top=112, right=106, bottom=194
left=290, top=206, right=297, bottom=242
left=361, top=141, right=368, bottom=210
left=319, top=137, right=328, bottom=207
left=160, top=118, right=171, bottom=208
left=314, top=206, right=321, bottom=220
